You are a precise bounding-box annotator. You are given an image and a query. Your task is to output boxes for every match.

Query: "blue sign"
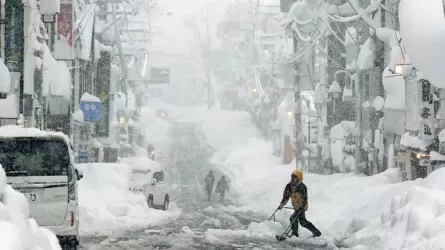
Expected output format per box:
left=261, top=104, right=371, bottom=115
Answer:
left=80, top=101, right=102, bottom=122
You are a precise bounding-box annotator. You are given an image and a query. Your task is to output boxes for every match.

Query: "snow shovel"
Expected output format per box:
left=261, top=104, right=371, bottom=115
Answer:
left=268, top=208, right=280, bottom=221
left=275, top=212, right=300, bottom=241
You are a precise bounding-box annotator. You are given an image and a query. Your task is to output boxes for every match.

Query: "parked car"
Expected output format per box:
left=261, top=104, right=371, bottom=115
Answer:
left=0, top=126, right=82, bottom=249
left=121, top=157, right=170, bottom=210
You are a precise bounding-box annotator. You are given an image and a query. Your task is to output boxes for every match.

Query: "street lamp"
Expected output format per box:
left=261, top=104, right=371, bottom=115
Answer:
left=313, top=83, right=327, bottom=112
left=329, top=80, right=342, bottom=99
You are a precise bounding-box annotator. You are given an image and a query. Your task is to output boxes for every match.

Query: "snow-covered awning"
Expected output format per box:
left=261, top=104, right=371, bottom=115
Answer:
left=0, top=59, right=10, bottom=94
left=0, top=95, right=18, bottom=119
left=400, top=132, right=434, bottom=151
left=42, top=44, right=72, bottom=99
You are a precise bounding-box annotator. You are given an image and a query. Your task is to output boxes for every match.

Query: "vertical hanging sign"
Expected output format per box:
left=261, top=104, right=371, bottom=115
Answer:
left=4, top=0, right=24, bottom=72
left=54, top=1, right=74, bottom=60
left=95, top=51, right=111, bottom=137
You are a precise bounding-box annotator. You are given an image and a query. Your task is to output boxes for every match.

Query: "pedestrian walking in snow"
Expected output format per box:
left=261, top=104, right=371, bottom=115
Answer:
left=278, top=170, right=321, bottom=238
left=204, top=171, right=215, bottom=201
left=215, top=175, right=229, bottom=202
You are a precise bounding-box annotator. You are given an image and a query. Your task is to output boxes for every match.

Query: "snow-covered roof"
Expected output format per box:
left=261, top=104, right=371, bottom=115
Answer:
left=0, top=126, right=73, bottom=164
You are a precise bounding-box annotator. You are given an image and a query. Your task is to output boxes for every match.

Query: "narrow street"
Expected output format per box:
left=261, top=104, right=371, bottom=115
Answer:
left=80, top=123, right=335, bottom=250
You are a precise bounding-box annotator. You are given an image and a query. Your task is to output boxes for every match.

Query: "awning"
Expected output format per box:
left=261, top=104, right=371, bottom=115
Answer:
left=0, top=94, right=18, bottom=119
left=48, top=95, right=70, bottom=115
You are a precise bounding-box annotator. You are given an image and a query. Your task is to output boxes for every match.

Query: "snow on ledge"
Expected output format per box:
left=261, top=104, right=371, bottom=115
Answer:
left=400, top=132, right=434, bottom=151
left=80, top=92, right=101, bottom=103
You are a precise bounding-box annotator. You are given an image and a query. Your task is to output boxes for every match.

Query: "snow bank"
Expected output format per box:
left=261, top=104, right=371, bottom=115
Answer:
left=0, top=166, right=61, bottom=250
left=76, top=163, right=180, bottom=235
left=399, top=0, right=445, bottom=88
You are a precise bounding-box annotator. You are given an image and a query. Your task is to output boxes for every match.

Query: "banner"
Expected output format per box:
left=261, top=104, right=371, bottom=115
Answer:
left=54, top=3, right=74, bottom=60
left=95, top=51, right=111, bottom=137
left=4, top=0, right=24, bottom=72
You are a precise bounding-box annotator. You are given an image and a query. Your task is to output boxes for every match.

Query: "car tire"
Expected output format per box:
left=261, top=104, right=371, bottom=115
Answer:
left=162, top=194, right=169, bottom=211
left=147, top=195, right=154, bottom=208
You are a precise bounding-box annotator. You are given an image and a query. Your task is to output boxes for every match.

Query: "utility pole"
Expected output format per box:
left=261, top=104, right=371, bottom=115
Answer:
left=293, top=33, right=301, bottom=170
left=205, top=4, right=212, bottom=109
left=111, top=1, right=128, bottom=106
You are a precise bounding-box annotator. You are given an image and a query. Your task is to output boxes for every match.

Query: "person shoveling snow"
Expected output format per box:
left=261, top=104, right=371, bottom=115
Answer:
left=276, top=169, right=321, bottom=240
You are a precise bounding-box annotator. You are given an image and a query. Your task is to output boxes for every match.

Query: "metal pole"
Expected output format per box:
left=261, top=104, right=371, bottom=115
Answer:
left=355, top=73, right=362, bottom=174
left=293, top=34, right=301, bottom=170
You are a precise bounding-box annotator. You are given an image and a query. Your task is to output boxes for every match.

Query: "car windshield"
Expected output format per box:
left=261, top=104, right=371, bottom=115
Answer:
left=0, top=138, right=70, bottom=176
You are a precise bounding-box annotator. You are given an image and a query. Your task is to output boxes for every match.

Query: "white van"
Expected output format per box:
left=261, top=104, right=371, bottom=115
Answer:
left=0, top=126, right=81, bottom=249
left=120, top=157, right=170, bottom=210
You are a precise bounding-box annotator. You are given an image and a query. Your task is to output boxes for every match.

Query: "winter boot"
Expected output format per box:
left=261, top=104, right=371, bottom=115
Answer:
left=312, top=229, right=321, bottom=237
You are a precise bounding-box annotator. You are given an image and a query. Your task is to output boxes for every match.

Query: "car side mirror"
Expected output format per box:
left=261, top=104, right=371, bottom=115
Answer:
left=75, top=169, right=83, bottom=181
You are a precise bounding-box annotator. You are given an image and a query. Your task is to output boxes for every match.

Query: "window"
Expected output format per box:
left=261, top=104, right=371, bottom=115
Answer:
left=153, top=171, right=164, bottom=182
left=0, top=138, right=70, bottom=176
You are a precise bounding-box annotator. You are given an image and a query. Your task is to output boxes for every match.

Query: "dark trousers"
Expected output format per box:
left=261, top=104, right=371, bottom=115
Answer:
left=290, top=210, right=320, bottom=236
left=206, top=185, right=213, bottom=201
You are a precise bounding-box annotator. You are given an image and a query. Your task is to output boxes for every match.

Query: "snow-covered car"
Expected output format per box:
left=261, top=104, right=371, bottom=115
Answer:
left=120, top=157, right=170, bottom=210
left=0, top=126, right=82, bottom=249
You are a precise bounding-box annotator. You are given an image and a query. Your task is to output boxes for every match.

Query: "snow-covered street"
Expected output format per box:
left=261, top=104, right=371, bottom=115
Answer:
left=79, top=119, right=335, bottom=249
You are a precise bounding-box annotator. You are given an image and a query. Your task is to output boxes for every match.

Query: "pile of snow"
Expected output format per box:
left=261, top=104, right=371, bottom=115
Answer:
left=0, top=166, right=61, bottom=250
left=192, top=108, right=445, bottom=248
left=399, top=0, right=445, bottom=88
left=76, top=163, right=180, bottom=235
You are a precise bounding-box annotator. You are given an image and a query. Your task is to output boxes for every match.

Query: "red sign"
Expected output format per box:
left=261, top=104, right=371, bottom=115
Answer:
left=58, top=4, right=73, bottom=47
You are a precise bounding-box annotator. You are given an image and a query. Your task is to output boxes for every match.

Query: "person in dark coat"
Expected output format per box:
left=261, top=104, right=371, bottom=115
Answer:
left=215, top=175, right=229, bottom=201
left=278, top=169, right=321, bottom=238
left=204, top=171, right=215, bottom=201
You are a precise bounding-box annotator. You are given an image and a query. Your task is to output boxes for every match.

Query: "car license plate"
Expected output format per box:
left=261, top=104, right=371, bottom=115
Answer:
left=21, top=189, right=39, bottom=202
